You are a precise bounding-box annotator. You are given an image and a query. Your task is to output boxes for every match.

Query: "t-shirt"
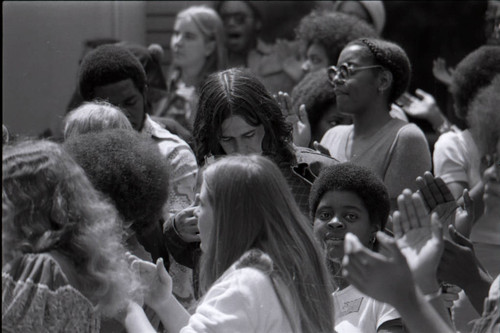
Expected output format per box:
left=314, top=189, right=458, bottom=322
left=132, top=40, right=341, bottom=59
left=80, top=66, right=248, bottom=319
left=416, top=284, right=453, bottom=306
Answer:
left=181, top=266, right=294, bottom=333
left=333, top=285, right=401, bottom=333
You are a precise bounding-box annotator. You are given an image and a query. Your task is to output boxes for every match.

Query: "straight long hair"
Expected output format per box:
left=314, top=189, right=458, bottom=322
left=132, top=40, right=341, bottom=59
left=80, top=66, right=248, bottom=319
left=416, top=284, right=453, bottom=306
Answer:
left=199, top=155, right=334, bottom=332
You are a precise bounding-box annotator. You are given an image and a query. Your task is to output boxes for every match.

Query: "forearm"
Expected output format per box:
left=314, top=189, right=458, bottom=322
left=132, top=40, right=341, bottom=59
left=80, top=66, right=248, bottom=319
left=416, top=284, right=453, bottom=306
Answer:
left=151, top=296, right=190, bottom=333
left=461, top=267, right=493, bottom=314
left=393, top=286, right=454, bottom=333
left=123, top=302, right=158, bottom=333
left=417, top=279, right=454, bottom=328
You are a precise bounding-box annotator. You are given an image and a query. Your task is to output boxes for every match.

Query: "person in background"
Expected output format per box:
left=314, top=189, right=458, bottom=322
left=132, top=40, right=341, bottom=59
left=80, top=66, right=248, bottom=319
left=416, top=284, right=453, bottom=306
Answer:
left=321, top=37, right=431, bottom=212
left=296, top=9, right=377, bottom=75
left=63, top=101, right=133, bottom=139
left=131, top=155, right=335, bottom=332
left=78, top=44, right=198, bottom=215
left=215, top=0, right=302, bottom=94
left=155, top=6, right=227, bottom=133
left=2, top=140, right=143, bottom=332
left=331, top=0, right=386, bottom=36
left=290, top=68, right=351, bottom=147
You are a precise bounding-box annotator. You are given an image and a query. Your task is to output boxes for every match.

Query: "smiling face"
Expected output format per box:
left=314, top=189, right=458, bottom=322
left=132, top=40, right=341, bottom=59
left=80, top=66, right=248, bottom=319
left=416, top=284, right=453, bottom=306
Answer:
left=219, top=1, right=259, bottom=54
left=219, top=115, right=265, bottom=155
left=313, top=190, right=376, bottom=263
left=93, top=79, right=145, bottom=131
left=332, top=44, right=381, bottom=115
left=302, top=43, right=329, bottom=73
left=171, top=16, right=212, bottom=69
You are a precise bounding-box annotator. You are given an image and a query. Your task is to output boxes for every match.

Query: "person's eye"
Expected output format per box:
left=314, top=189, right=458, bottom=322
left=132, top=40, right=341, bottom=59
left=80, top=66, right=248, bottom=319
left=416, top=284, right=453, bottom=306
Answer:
left=185, top=32, right=197, bottom=40
left=220, top=137, right=232, bottom=142
left=317, top=211, right=332, bottom=221
left=310, top=56, right=321, bottom=64
left=344, top=213, right=358, bottom=222
left=124, top=99, right=137, bottom=107
left=243, top=131, right=255, bottom=138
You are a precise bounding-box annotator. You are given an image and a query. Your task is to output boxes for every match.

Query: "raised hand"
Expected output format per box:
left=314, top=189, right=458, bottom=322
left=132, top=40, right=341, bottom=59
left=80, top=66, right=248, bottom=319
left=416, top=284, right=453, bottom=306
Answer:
left=312, top=141, right=331, bottom=156
left=342, top=232, right=415, bottom=308
left=416, top=172, right=474, bottom=237
left=393, top=189, right=444, bottom=293
left=275, top=91, right=311, bottom=147
left=132, top=257, right=173, bottom=311
left=432, top=58, right=454, bottom=87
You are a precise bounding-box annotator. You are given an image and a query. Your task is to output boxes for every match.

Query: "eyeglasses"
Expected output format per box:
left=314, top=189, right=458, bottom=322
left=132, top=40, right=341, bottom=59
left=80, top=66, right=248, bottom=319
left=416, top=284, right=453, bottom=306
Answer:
left=327, top=63, right=384, bottom=85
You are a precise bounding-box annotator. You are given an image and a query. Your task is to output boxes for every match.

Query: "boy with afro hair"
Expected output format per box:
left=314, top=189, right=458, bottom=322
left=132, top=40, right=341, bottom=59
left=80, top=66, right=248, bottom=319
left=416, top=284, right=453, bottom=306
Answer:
left=309, top=162, right=404, bottom=332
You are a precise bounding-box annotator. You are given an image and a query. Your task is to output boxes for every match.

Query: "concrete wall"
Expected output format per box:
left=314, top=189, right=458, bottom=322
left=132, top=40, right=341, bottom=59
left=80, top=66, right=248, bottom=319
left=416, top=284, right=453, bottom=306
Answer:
left=3, top=1, right=146, bottom=138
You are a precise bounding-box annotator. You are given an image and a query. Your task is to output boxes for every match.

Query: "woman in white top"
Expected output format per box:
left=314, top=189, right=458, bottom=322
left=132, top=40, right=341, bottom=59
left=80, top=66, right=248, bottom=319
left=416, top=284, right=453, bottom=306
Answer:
left=131, top=155, right=335, bottom=332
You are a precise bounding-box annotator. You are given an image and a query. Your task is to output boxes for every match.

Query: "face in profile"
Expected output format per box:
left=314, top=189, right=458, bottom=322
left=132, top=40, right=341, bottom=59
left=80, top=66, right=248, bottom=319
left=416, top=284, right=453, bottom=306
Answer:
left=219, top=1, right=259, bottom=54
left=219, top=115, right=265, bottom=155
left=93, top=79, right=145, bottom=131
left=302, top=43, right=329, bottom=74
left=482, top=140, right=500, bottom=216
left=313, top=190, right=375, bottom=263
left=171, top=15, right=214, bottom=69
left=332, top=44, right=381, bottom=115
left=195, top=181, right=214, bottom=253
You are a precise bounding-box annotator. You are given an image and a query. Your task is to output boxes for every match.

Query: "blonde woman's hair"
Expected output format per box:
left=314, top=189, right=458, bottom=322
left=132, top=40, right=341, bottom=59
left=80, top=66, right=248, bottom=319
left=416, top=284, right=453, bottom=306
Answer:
left=199, top=155, right=334, bottom=332
left=176, top=5, right=228, bottom=78
left=2, top=139, right=140, bottom=317
left=63, top=100, right=133, bottom=139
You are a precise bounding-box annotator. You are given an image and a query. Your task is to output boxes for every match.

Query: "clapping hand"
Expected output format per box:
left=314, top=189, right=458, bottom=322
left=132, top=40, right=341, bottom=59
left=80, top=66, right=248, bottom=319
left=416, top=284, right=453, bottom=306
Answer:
left=131, top=257, right=173, bottom=311
left=275, top=91, right=311, bottom=147
left=393, top=189, right=444, bottom=292
left=432, top=58, right=454, bottom=87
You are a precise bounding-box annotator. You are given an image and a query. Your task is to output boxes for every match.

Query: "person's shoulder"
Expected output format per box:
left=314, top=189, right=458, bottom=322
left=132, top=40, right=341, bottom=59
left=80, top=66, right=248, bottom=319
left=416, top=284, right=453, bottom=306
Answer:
left=395, top=120, right=428, bottom=140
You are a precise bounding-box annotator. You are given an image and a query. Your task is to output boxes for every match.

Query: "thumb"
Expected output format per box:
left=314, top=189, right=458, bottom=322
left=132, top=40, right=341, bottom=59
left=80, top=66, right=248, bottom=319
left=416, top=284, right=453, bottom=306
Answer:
left=448, top=224, right=473, bottom=249
left=462, top=189, right=474, bottom=217
left=313, top=141, right=331, bottom=156
left=298, top=104, right=307, bottom=120
left=430, top=212, right=443, bottom=240
left=156, top=258, right=170, bottom=284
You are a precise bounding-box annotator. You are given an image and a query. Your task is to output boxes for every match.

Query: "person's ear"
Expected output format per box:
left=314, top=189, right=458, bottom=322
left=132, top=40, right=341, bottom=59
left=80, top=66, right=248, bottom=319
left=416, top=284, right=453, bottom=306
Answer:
left=204, top=40, right=216, bottom=57
left=377, top=69, right=393, bottom=93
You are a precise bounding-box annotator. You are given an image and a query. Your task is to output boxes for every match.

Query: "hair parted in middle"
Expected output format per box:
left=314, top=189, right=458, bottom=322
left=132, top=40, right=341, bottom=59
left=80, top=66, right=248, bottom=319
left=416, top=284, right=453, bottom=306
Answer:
left=199, top=154, right=334, bottom=332
left=176, top=6, right=228, bottom=78
left=346, top=37, right=411, bottom=105
left=193, top=68, right=295, bottom=167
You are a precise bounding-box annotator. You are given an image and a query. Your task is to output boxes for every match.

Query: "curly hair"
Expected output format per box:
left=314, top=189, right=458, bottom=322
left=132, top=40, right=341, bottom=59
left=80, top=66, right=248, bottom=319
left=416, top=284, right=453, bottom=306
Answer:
left=291, top=68, right=351, bottom=142
left=79, top=44, right=147, bottom=101
left=296, top=10, right=378, bottom=66
left=63, top=129, right=169, bottom=236
left=193, top=68, right=295, bottom=167
left=450, top=45, right=500, bottom=120
left=200, top=155, right=334, bottom=332
left=64, top=101, right=133, bottom=139
left=348, top=37, right=411, bottom=105
left=468, top=74, right=500, bottom=157
left=309, top=162, right=390, bottom=230
left=2, top=139, right=140, bottom=317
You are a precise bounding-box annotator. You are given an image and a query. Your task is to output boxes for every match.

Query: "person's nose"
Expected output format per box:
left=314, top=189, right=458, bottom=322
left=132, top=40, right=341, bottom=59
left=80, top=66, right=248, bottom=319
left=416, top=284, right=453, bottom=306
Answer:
left=302, top=60, right=311, bottom=73
left=327, top=216, right=345, bottom=229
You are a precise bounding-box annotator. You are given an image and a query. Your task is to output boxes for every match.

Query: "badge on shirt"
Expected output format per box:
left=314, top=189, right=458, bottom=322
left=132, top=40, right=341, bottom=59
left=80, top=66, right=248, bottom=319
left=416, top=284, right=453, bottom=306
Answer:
left=339, top=297, right=364, bottom=316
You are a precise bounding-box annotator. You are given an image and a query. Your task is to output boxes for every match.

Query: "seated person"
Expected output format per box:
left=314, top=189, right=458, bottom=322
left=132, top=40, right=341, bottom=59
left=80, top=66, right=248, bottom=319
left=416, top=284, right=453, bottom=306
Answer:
left=309, top=162, right=404, bottom=332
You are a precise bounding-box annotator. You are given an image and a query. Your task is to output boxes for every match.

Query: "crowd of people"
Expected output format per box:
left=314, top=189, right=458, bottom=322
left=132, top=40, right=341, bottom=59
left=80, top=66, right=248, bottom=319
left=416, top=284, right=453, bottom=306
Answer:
left=2, top=1, right=500, bottom=332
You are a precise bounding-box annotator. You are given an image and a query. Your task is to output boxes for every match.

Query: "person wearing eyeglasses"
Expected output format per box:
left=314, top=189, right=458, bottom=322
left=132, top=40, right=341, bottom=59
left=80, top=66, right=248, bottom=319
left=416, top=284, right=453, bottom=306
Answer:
left=320, top=38, right=431, bottom=214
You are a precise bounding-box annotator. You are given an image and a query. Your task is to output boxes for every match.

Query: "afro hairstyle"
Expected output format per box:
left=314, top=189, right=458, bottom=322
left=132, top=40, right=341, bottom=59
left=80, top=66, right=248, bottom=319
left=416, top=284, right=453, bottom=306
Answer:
left=450, top=45, right=500, bottom=120
left=296, top=10, right=378, bottom=66
left=309, top=162, right=390, bottom=230
left=64, top=129, right=168, bottom=235
left=79, top=44, right=147, bottom=101
left=468, top=74, right=500, bottom=157
left=291, top=68, right=346, bottom=139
